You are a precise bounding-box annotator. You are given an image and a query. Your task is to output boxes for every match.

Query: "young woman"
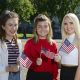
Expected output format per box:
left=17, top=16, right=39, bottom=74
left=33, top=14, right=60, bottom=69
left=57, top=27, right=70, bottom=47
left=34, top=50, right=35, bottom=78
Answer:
left=59, top=13, right=80, bottom=80
left=23, top=14, right=59, bottom=80
left=0, top=10, right=22, bottom=80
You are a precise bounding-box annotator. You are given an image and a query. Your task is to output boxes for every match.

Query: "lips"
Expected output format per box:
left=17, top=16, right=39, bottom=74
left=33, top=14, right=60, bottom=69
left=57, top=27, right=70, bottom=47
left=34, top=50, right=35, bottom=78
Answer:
left=41, top=32, right=45, bottom=36
left=10, top=31, right=16, bottom=34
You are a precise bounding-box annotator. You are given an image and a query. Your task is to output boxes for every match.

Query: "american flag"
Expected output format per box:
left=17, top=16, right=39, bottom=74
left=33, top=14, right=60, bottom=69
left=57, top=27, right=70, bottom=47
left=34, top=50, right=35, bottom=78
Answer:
left=41, top=47, right=54, bottom=59
left=20, top=52, right=32, bottom=68
left=59, top=39, right=75, bottom=54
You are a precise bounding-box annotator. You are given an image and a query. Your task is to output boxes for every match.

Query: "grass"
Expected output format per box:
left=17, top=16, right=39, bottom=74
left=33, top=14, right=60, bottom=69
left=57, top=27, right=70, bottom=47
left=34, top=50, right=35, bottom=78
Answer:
left=17, top=33, right=33, bottom=38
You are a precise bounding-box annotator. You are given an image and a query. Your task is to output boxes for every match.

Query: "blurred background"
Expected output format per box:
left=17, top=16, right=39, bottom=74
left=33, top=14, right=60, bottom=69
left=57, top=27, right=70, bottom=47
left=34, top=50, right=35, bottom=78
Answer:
left=0, top=0, right=80, bottom=39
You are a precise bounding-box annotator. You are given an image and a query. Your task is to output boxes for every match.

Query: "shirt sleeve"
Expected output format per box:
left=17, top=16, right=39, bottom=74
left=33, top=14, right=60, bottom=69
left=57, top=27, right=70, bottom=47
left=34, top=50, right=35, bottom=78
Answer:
left=24, top=39, right=31, bottom=57
left=24, top=39, right=37, bottom=62
left=52, top=40, right=58, bottom=80
left=0, top=54, right=7, bottom=74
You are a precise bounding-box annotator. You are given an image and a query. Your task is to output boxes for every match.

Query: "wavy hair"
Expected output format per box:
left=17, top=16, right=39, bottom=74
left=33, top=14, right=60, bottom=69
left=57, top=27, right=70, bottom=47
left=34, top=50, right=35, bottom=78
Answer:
left=0, top=10, right=19, bottom=46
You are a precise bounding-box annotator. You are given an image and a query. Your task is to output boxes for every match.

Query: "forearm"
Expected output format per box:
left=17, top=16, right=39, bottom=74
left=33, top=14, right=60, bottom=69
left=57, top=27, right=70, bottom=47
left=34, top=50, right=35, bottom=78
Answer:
left=6, top=64, right=20, bottom=72
left=74, top=66, right=80, bottom=80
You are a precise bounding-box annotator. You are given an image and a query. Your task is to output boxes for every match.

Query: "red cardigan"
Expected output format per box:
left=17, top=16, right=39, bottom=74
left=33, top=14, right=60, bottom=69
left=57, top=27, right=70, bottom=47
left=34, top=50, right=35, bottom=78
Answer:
left=24, top=38, right=58, bottom=80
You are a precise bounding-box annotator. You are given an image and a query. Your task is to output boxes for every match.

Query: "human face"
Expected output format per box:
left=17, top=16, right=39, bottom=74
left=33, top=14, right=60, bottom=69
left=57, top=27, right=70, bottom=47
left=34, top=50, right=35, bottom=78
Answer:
left=63, top=17, right=75, bottom=35
left=36, top=21, right=49, bottom=39
left=3, top=18, right=18, bottom=40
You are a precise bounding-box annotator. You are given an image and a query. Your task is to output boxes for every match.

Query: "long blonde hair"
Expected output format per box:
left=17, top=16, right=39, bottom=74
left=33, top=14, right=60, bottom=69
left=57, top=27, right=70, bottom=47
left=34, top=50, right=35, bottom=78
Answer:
left=61, top=13, right=80, bottom=40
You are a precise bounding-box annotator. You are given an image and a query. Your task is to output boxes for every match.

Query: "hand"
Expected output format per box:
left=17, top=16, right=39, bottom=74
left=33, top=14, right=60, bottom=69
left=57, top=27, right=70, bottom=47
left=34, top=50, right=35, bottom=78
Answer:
left=54, top=54, right=61, bottom=63
left=6, top=65, right=19, bottom=72
left=36, top=58, right=42, bottom=66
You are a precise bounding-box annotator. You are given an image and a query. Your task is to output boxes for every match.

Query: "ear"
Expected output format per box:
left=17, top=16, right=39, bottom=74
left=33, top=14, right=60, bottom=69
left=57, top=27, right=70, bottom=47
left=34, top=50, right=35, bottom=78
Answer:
left=2, top=25, right=5, bottom=30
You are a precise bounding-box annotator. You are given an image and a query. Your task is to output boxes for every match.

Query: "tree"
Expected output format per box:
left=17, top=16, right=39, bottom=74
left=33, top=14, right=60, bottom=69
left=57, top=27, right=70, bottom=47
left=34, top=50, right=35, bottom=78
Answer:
left=0, top=0, right=36, bottom=22
left=0, top=0, right=7, bottom=13
left=31, top=0, right=80, bottom=22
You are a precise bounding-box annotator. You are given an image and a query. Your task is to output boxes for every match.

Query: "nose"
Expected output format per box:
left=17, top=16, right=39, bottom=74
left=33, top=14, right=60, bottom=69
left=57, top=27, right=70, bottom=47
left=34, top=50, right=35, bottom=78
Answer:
left=66, top=24, right=70, bottom=29
left=11, top=26, right=17, bottom=31
left=41, top=26, right=45, bottom=30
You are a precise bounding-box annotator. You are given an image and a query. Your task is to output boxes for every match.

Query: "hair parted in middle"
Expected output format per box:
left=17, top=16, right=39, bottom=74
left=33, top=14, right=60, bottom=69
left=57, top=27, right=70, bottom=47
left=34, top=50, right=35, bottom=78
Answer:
left=33, top=14, right=53, bottom=43
left=61, top=13, right=80, bottom=40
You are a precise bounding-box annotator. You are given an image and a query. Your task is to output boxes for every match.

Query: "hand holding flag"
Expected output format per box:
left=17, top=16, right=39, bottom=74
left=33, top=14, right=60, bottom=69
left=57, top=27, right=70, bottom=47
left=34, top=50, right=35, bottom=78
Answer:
left=20, top=52, right=32, bottom=68
left=41, top=47, right=55, bottom=59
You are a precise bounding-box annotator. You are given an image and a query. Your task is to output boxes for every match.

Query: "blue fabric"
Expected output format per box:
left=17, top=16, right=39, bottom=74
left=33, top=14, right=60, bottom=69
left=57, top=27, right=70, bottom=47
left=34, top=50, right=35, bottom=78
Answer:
left=8, top=71, right=20, bottom=80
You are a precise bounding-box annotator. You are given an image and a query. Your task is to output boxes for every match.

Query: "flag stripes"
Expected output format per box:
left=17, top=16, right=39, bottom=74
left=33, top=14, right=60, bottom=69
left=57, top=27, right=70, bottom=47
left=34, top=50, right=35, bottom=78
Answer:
left=20, top=52, right=32, bottom=68
left=41, top=48, right=54, bottom=59
left=59, top=39, right=75, bottom=54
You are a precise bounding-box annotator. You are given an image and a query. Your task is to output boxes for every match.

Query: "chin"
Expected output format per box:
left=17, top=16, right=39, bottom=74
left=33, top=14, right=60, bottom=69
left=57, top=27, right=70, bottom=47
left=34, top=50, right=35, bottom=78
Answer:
left=9, top=34, right=15, bottom=37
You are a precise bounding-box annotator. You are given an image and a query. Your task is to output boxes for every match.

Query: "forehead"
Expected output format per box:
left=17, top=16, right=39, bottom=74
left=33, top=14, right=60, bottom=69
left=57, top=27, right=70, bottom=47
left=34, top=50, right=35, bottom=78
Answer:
left=37, top=20, right=49, bottom=25
left=5, top=18, right=18, bottom=24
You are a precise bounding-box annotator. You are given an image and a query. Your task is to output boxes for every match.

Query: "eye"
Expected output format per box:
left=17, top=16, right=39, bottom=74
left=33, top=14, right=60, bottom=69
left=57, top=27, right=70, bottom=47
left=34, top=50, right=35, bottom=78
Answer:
left=37, top=25, right=41, bottom=29
left=64, top=23, right=67, bottom=25
left=8, top=23, right=13, bottom=27
left=14, top=24, right=18, bottom=26
left=70, top=22, right=73, bottom=24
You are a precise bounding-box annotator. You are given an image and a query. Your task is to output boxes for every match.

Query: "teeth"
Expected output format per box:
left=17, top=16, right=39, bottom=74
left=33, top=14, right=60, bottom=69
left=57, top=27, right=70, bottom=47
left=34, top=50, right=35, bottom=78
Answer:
left=41, top=32, right=45, bottom=36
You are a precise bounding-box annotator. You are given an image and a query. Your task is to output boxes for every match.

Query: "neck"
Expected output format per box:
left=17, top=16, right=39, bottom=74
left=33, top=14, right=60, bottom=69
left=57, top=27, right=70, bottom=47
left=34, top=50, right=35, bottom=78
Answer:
left=39, top=36, right=46, bottom=39
left=5, top=36, right=13, bottom=42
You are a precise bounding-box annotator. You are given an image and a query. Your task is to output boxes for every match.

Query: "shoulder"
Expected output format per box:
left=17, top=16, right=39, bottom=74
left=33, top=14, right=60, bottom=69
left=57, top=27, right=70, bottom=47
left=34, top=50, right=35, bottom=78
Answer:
left=25, top=38, right=33, bottom=44
left=17, top=39, right=22, bottom=43
left=0, top=40, right=5, bottom=45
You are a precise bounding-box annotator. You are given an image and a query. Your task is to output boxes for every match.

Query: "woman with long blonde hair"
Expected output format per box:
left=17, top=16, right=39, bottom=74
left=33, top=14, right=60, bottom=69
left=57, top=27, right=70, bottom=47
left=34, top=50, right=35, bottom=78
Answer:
left=59, top=13, right=80, bottom=80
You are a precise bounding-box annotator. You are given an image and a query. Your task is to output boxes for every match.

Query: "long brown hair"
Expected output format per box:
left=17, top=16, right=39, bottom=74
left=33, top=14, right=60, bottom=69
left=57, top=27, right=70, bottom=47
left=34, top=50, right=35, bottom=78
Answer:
left=0, top=10, right=19, bottom=46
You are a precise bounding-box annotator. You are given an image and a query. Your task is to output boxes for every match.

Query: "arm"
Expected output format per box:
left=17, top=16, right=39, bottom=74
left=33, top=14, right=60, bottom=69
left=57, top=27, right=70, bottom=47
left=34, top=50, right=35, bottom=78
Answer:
left=74, top=66, right=80, bottom=80
left=74, top=41, right=80, bottom=80
left=24, top=39, right=37, bottom=63
left=0, top=42, right=8, bottom=74
left=0, top=55, right=7, bottom=74
left=51, top=40, right=58, bottom=80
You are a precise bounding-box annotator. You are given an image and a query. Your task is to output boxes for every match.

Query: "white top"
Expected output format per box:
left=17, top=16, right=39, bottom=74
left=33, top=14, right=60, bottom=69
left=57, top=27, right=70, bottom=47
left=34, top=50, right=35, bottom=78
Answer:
left=59, top=33, right=78, bottom=66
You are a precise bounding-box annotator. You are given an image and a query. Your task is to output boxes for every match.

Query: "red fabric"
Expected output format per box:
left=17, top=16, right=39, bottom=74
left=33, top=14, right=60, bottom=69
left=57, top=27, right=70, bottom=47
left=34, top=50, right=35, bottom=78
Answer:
left=24, top=38, right=58, bottom=80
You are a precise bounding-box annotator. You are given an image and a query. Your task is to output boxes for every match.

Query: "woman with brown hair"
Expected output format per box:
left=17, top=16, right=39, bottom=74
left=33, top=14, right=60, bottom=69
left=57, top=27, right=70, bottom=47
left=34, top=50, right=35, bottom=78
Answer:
left=0, top=10, right=22, bottom=80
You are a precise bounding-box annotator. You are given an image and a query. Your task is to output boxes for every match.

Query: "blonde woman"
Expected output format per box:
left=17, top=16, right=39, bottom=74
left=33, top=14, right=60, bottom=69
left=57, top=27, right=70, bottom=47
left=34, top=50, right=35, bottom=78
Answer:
left=59, top=13, right=80, bottom=80
left=23, top=14, right=59, bottom=80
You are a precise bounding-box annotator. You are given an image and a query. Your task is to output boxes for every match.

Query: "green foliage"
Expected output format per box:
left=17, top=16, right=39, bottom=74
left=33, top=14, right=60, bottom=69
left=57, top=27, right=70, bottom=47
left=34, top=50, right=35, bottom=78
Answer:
left=0, top=0, right=36, bottom=22
left=0, top=0, right=80, bottom=23
left=17, top=33, right=33, bottom=38
left=0, top=0, right=7, bottom=13
left=31, top=0, right=80, bottom=22
left=8, top=0, right=36, bottom=22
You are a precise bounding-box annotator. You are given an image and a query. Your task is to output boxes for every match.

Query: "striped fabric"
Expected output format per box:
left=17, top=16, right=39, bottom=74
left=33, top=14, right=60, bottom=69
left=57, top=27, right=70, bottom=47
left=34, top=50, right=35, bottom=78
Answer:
left=5, top=39, right=19, bottom=65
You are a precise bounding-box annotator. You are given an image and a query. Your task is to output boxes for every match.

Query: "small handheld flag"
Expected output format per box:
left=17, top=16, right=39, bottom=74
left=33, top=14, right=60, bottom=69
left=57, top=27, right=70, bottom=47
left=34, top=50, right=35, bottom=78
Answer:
left=41, top=47, right=54, bottom=59
left=59, top=39, right=75, bottom=54
left=20, top=52, right=32, bottom=68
